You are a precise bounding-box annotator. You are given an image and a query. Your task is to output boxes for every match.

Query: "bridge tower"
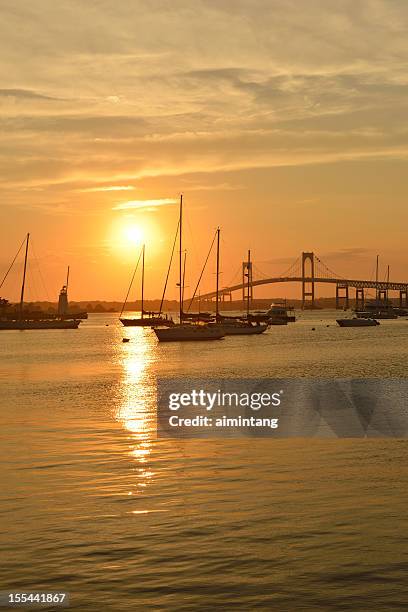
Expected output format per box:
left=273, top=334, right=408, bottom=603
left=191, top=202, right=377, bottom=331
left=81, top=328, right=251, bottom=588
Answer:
left=400, top=287, right=408, bottom=308
left=336, top=283, right=350, bottom=309
left=242, top=251, right=253, bottom=306
left=301, top=252, right=315, bottom=309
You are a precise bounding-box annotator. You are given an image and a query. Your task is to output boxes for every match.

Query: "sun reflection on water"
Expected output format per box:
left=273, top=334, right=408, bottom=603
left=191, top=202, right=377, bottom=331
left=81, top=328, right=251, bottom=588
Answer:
left=115, top=326, right=157, bottom=489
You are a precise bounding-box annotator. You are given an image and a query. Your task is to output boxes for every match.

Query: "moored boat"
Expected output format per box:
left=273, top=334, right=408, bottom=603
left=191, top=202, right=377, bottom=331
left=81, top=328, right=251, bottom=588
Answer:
left=153, top=195, right=225, bottom=342
left=267, top=301, right=296, bottom=323
left=120, top=244, right=174, bottom=327
left=250, top=301, right=295, bottom=324
left=337, top=318, right=379, bottom=327
left=0, top=234, right=81, bottom=331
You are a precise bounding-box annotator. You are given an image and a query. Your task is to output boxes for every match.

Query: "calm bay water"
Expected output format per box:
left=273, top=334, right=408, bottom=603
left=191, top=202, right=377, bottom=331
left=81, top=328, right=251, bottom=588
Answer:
left=1, top=311, right=408, bottom=610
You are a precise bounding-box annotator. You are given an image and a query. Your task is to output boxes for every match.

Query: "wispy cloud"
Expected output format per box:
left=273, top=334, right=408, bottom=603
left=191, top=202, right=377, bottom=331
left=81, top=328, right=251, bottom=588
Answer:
left=79, top=185, right=135, bottom=192
left=0, top=88, right=64, bottom=101
left=112, top=198, right=178, bottom=211
left=1, top=3, right=408, bottom=205
left=320, top=248, right=374, bottom=260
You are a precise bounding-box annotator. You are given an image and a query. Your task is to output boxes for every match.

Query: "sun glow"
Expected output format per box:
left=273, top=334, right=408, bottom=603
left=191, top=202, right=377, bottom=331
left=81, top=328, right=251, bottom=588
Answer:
left=109, top=216, right=160, bottom=260
left=123, top=224, right=144, bottom=246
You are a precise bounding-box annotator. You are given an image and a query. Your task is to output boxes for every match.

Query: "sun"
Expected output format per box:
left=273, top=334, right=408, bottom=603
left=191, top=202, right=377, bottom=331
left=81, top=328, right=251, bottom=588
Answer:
left=109, top=218, right=145, bottom=258
left=123, top=224, right=144, bottom=246
left=109, top=216, right=160, bottom=261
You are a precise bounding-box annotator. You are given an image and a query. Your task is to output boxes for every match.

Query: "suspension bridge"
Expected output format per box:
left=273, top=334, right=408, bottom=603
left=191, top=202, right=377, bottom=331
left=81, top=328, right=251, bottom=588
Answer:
left=199, top=252, right=408, bottom=309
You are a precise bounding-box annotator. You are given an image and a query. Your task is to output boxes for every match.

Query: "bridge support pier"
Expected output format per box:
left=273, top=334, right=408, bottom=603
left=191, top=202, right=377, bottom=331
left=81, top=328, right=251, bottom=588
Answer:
left=378, top=289, right=387, bottom=304
left=302, top=252, right=315, bottom=309
left=400, top=288, right=408, bottom=308
left=336, top=283, right=349, bottom=310
left=355, top=288, right=365, bottom=311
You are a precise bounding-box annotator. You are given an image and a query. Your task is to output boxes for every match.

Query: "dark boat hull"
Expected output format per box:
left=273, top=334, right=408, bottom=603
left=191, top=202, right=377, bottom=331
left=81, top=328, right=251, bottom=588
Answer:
left=337, top=318, right=379, bottom=327
left=120, top=317, right=174, bottom=327
left=356, top=311, right=397, bottom=320
left=213, top=322, right=268, bottom=335
left=153, top=324, right=224, bottom=341
left=0, top=320, right=80, bottom=329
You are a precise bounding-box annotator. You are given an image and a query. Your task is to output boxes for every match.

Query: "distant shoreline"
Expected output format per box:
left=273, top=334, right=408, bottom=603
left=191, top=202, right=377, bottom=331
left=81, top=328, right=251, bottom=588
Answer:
left=2, top=296, right=402, bottom=314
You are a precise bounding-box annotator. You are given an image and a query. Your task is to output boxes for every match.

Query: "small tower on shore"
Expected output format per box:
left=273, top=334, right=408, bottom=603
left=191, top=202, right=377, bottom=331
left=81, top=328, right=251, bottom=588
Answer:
left=58, top=266, right=70, bottom=315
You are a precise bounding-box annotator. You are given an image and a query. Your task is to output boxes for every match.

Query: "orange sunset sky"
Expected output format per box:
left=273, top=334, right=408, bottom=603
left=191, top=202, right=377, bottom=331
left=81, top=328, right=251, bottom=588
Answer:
left=1, top=0, right=407, bottom=302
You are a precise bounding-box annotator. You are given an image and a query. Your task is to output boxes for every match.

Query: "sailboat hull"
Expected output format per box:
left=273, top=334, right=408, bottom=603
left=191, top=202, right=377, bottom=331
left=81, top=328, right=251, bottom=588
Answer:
left=336, top=318, right=379, bottom=327
left=120, top=317, right=174, bottom=327
left=0, top=320, right=80, bottom=330
left=214, top=322, right=268, bottom=335
left=153, top=325, right=224, bottom=341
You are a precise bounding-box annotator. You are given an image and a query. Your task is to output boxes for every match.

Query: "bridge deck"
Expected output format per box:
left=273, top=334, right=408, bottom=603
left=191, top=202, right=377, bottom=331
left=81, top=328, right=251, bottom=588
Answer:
left=200, top=276, right=408, bottom=300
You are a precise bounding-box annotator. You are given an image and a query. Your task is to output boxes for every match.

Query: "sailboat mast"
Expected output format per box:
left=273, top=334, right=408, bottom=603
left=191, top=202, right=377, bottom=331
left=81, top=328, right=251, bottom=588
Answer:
left=247, top=249, right=251, bottom=318
left=182, top=251, right=187, bottom=305
left=19, top=233, right=30, bottom=320
left=141, top=244, right=145, bottom=319
left=179, top=195, right=183, bottom=322
left=216, top=227, right=220, bottom=321
left=375, top=254, right=379, bottom=301
left=66, top=266, right=70, bottom=291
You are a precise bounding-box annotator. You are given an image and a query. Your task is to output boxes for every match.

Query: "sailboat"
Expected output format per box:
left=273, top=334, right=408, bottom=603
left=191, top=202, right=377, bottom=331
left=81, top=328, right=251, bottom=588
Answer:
left=212, top=233, right=268, bottom=335
left=153, top=196, right=225, bottom=342
left=120, top=244, right=174, bottom=327
left=0, top=233, right=80, bottom=330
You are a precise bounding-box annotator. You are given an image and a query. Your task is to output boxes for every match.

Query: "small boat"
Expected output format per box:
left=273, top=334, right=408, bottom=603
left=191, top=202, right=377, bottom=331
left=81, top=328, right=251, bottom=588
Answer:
left=336, top=318, right=379, bottom=327
left=394, top=307, right=408, bottom=317
left=250, top=301, right=295, bottom=324
left=120, top=244, right=174, bottom=327
left=153, top=195, right=225, bottom=342
left=122, top=338, right=130, bottom=343
left=267, top=301, right=296, bottom=323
